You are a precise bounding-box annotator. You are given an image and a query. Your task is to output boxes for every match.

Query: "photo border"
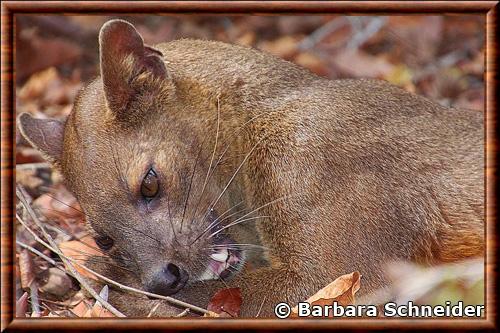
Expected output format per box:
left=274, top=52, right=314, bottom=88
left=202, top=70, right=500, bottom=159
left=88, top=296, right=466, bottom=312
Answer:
left=1, top=1, right=497, bottom=331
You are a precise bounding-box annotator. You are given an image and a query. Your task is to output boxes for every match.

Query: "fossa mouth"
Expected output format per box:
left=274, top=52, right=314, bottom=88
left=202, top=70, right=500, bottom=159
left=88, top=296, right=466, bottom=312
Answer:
left=198, top=236, right=245, bottom=281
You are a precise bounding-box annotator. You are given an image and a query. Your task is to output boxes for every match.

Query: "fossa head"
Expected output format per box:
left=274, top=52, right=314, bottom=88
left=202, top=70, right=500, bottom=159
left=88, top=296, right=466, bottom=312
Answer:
left=19, top=19, right=245, bottom=297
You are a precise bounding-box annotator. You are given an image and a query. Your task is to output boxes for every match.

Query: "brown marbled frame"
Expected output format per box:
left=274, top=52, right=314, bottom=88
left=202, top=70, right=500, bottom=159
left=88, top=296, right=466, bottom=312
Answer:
left=1, top=1, right=497, bottom=332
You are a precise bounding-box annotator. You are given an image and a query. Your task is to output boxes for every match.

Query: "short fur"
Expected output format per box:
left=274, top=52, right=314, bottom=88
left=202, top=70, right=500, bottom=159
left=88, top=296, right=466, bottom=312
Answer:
left=18, top=20, right=484, bottom=317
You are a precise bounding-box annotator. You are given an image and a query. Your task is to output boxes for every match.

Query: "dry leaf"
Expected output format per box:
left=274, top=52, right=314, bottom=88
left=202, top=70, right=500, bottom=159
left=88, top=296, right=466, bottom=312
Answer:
left=18, top=68, right=60, bottom=101
left=291, top=271, right=361, bottom=317
left=207, top=287, right=242, bottom=317
left=384, top=64, right=415, bottom=91
left=19, top=250, right=35, bottom=289
left=16, top=292, right=29, bottom=317
left=71, top=300, right=92, bottom=317
left=17, top=66, right=82, bottom=120
left=59, top=236, right=102, bottom=280
left=85, top=305, right=114, bottom=318
left=33, top=185, right=83, bottom=222
left=203, top=311, right=221, bottom=318
left=60, top=290, right=86, bottom=307
left=306, top=271, right=361, bottom=305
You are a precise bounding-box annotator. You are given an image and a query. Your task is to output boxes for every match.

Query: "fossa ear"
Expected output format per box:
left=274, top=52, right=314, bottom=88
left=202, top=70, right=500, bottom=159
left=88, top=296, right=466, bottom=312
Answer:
left=99, top=19, right=168, bottom=115
left=17, top=113, right=64, bottom=166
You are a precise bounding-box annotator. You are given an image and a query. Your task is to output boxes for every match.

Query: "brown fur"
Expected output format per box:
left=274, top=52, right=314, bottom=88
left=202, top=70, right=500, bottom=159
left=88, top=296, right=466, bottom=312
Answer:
left=18, top=20, right=484, bottom=317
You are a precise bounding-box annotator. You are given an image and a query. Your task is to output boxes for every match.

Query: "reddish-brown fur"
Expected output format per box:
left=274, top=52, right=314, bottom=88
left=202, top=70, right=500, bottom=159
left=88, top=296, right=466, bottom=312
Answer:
left=18, top=20, right=484, bottom=317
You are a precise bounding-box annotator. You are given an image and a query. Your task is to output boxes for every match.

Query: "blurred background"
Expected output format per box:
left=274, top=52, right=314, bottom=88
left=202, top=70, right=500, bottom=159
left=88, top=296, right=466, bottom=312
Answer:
left=16, top=15, right=484, bottom=118
left=15, top=15, right=485, bottom=318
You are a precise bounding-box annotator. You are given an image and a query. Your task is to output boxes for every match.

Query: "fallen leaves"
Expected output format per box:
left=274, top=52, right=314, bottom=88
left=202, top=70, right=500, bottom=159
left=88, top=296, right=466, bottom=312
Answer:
left=17, top=67, right=82, bottom=118
left=16, top=292, right=29, bottom=317
left=206, top=287, right=242, bottom=317
left=291, top=271, right=361, bottom=318
left=16, top=28, right=82, bottom=83
left=59, top=236, right=102, bottom=280
left=19, top=250, right=36, bottom=289
left=202, top=272, right=361, bottom=318
left=71, top=286, right=115, bottom=318
left=33, top=185, right=84, bottom=224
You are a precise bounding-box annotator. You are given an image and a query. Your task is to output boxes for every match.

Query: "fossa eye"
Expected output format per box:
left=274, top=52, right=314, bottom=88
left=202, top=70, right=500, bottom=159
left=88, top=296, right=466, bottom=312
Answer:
left=141, top=168, right=159, bottom=200
left=95, top=235, right=114, bottom=251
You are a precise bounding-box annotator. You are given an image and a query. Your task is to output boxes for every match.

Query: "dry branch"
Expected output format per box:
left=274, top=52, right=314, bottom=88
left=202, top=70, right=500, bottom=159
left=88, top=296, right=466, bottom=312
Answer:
left=16, top=185, right=126, bottom=317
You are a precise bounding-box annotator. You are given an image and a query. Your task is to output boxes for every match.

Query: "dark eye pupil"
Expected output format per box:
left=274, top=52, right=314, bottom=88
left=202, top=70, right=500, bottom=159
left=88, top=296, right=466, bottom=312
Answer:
left=96, top=236, right=114, bottom=250
left=141, top=168, right=159, bottom=199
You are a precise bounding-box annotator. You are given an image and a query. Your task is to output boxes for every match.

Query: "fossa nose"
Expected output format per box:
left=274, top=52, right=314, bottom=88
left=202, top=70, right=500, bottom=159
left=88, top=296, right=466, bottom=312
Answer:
left=145, top=263, right=189, bottom=296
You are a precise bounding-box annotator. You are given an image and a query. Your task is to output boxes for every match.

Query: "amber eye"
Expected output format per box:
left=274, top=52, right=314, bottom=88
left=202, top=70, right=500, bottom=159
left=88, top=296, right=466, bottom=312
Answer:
left=141, top=168, right=159, bottom=200
left=95, top=235, right=114, bottom=251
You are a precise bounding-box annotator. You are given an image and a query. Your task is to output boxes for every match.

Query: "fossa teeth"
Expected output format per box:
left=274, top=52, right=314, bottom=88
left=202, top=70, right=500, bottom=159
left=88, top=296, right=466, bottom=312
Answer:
left=210, top=249, right=229, bottom=262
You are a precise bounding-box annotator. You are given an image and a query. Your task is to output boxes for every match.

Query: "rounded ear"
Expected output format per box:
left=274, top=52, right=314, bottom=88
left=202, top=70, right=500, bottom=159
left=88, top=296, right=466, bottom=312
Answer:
left=17, top=113, right=64, bottom=166
left=99, top=19, right=168, bottom=115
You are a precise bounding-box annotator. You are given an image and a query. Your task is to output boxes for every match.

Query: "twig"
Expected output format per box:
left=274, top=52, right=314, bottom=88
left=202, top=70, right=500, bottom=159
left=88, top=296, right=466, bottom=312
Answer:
left=16, top=240, right=56, bottom=265
left=298, top=17, right=348, bottom=50
left=19, top=248, right=41, bottom=316
left=28, top=285, right=41, bottom=316
left=16, top=186, right=126, bottom=317
left=147, top=301, right=161, bottom=317
left=68, top=256, right=210, bottom=315
left=40, top=302, right=62, bottom=317
left=175, top=308, right=190, bottom=317
left=346, top=17, right=387, bottom=50
left=16, top=162, right=51, bottom=170
left=15, top=197, right=210, bottom=315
